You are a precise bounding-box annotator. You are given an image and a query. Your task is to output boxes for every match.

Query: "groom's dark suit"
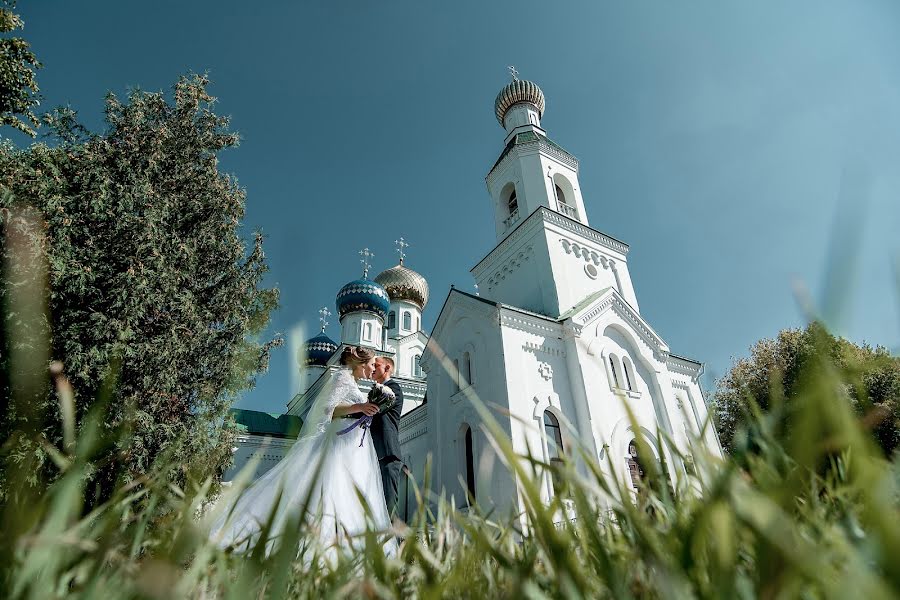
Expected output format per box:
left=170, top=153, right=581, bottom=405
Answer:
left=371, top=378, right=404, bottom=518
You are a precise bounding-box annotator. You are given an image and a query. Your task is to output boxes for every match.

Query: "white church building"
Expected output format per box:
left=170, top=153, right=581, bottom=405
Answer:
left=226, top=75, right=722, bottom=522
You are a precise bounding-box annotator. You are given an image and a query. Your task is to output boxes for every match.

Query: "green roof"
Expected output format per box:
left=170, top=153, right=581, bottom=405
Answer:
left=489, top=132, right=577, bottom=174
left=230, top=408, right=303, bottom=438
left=557, top=288, right=612, bottom=321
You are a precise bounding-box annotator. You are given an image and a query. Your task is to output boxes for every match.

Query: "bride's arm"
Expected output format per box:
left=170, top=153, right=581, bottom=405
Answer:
left=333, top=403, right=379, bottom=418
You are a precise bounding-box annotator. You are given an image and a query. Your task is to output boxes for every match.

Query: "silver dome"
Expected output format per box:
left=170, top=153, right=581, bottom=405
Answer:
left=494, top=79, right=545, bottom=126
left=374, top=263, right=429, bottom=309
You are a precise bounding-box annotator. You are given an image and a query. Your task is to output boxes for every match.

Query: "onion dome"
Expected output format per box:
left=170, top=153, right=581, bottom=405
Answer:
left=303, top=331, right=338, bottom=366
left=494, top=78, right=545, bottom=126
left=335, top=278, right=391, bottom=319
left=374, top=263, right=430, bottom=310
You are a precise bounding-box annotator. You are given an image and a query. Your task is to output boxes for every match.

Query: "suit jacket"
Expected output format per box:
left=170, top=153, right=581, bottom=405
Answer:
left=371, top=378, right=404, bottom=462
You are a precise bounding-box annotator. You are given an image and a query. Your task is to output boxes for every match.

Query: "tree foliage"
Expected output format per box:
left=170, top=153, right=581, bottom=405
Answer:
left=0, top=75, right=281, bottom=501
left=713, top=322, right=900, bottom=457
left=0, top=1, right=41, bottom=136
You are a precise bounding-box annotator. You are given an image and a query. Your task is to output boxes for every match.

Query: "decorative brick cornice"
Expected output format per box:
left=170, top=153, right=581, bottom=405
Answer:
left=542, top=209, right=629, bottom=255
left=400, top=404, right=429, bottom=443
left=500, top=310, right=561, bottom=336
left=486, top=137, right=579, bottom=188
left=484, top=245, right=534, bottom=293
left=523, top=341, right=566, bottom=357
left=472, top=208, right=628, bottom=281
left=667, top=356, right=702, bottom=380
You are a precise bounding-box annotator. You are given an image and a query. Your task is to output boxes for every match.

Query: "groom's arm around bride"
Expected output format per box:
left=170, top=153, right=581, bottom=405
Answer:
left=370, top=357, right=404, bottom=520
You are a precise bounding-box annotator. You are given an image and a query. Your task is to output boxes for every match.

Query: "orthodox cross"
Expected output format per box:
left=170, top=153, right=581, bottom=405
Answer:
left=359, top=247, right=374, bottom=278
left=508, top=65, right=519, bottom=81
left=317, top=306, right=331, bottom=332
left=395, top=237, right=409, bottom=265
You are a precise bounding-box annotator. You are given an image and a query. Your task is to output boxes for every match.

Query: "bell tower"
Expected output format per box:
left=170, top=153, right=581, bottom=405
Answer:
left=487, top=68, right=590, bottom=241
left=473, top=72, right=640, bottom=317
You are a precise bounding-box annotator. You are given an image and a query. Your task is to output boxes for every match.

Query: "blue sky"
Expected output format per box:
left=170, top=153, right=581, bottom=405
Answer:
left=13, top=1, right=900, bottom=413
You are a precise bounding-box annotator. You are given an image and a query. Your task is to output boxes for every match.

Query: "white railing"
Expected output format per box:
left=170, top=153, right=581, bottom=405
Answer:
left=558, top=202, right=579, bottom=220
left=503, top=207, right=521, bottom=228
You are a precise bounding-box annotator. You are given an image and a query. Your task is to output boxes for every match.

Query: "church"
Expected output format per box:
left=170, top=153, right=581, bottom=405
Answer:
left=226, top=75, right=723, bottom=521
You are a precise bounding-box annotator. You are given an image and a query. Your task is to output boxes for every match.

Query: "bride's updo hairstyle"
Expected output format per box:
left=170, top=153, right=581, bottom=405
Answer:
left=339, top=345, right=375, bottom=368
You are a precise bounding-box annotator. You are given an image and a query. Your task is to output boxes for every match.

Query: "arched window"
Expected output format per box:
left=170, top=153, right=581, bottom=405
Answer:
left=508, top=190, right=518, bottom=215
left=622, top=357, right=635, bottom=391
left=402, top=311, right=412, bottom=331
left=363, top=322, right=372, bottom=342
left=544, top=410, right=564, bottom=494
left=387, top=311, right=396, bottom=329
left=460, top=351, right=471, bottom=387
left=555, top=185, right=566, bottom=206
left=413, top=354, right=422, bottom=377
left=463, top=425, right=476, bottom=503
left=608, top=355, right=620, bottom=388
left=556, top=184, right=579, bottom=219
left=627, top=440, right=645, bottom=491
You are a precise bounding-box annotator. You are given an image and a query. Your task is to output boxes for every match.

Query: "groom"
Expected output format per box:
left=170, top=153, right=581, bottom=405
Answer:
left=370, top=356, right=404, bottom=519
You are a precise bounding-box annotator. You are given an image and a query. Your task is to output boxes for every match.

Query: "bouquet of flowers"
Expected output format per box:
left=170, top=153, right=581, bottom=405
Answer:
left=367, top=382, right=396, bottom=414
left=337, top=382, right=397, bottom=446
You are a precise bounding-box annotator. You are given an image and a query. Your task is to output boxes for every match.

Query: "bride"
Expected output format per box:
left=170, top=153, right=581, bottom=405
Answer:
left=208, top=346, right=397, bottom=558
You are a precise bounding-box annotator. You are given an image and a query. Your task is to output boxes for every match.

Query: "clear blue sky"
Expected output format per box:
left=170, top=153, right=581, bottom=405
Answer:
left=14, top=1, right=900, bottom=412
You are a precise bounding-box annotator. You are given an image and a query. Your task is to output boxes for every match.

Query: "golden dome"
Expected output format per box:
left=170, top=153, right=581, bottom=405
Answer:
left=494, top=79, right=545, bottom=126
left=374, top=263, right=429, bottom=309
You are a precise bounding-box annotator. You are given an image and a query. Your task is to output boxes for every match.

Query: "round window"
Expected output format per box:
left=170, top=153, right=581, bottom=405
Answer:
left=584, top=263, right=599, bottom=279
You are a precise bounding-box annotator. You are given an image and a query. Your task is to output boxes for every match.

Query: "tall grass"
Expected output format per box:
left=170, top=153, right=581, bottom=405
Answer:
left=4, top=333, right=900, bottom=599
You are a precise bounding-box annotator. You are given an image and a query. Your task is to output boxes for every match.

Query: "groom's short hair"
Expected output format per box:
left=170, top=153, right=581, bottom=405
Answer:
left=377, top=356, right=395, bottom=373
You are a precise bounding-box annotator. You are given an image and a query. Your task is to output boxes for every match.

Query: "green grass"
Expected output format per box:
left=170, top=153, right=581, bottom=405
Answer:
left=3, top=334, right=900, bottom=600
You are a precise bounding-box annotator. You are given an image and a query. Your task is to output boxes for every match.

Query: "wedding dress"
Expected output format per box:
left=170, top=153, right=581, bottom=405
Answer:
left=208, top=367, right=397, bottom=558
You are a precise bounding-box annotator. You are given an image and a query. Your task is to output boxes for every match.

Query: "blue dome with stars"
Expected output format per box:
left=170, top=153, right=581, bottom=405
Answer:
left=303, top=331, right=338, bottom=367
left=335, top=278, right=391, bottom=320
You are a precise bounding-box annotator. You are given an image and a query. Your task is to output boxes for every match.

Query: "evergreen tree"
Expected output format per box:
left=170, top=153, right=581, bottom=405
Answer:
left=1, top=75, right=281, bottom=500
left=0, top=1, right=41, bottom=137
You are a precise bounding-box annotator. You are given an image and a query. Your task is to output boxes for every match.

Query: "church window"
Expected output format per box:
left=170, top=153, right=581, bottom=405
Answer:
left=463, top=425, right=476, bottom=503
left=416, top=316, right=420, bottom=331
left=508, top=191, right=518, bottom=215
left=608, top=356, right=620, bottom=388
left=413, top=354, right=422, bottom=377
left=555, top=184, right=578, bottom=220
left=402, top=311, right=412, bottom=331
left=363, top=322, right=372, bottom=342
left=387, top=311, right=396, bottom=329
left=627, top=440, right=645, bottom=490
left=622, top=357, right=635, bottom=391
left=460, top=351, right=471, bottom=387
left=544, top=410, right=565, bottom=495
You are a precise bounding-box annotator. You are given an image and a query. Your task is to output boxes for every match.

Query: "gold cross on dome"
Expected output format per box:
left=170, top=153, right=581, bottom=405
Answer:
left=508, top=65, right=519, bottom=81
left=395, top=237, right=409, bottom=264
left=318, top=306, right=331, bottom=332
left=359, top=247, right=374, bottom=278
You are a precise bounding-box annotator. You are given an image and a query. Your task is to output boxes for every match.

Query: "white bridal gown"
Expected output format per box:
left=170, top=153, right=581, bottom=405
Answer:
left=208, top=367, right=397, bottom=558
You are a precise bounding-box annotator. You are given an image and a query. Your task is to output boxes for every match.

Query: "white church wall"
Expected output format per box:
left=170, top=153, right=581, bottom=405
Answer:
left=497, top=312, right=579, bottom=504
left=541, top=217, right=638, bottom=315
left=222, top=434, right=295, bottom=483
left=473, top=215, right=554, bottom=315
left=418, top=296, right=517, bottom=514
